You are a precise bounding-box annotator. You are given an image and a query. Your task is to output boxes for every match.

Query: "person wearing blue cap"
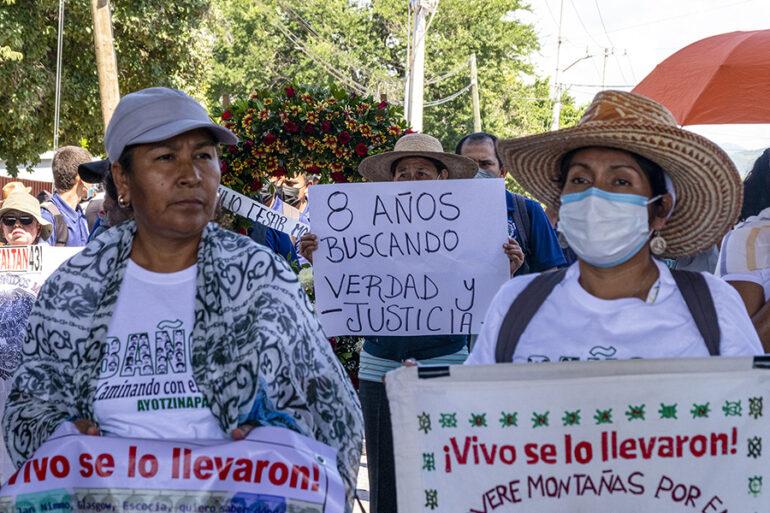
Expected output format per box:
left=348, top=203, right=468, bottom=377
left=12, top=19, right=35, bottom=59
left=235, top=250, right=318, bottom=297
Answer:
left=3, top=87, right=363, bottom=511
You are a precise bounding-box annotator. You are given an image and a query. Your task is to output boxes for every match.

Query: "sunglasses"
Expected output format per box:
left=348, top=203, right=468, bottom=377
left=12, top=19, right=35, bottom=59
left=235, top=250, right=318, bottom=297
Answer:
left=1, top=215, right=35, bottom=227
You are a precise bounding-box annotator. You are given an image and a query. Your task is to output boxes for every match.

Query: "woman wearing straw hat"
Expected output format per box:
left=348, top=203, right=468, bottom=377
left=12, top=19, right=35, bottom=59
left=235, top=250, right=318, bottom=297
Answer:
left=300, top=132, right=520, bottom=513
left=0, top=192, right=53, bottom=246
left=466, top=90, right=762, bottom=366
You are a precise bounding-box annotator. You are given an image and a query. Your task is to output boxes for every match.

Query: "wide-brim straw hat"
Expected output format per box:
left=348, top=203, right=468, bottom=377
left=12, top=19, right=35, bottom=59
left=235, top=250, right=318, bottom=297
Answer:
left=498, top=90, right=742, bottom=258
left=359, top=133, right=477, bottom=182
left=0, top=192, right=53, bottom=241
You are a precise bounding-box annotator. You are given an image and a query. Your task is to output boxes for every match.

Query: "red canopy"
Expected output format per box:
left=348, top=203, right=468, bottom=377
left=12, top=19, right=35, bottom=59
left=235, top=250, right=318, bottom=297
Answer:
left=632, top=30, right=770, bottom=125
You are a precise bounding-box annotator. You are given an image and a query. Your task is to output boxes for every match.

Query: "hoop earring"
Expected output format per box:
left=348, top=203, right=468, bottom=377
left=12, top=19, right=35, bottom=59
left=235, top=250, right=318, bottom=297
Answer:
left=118, top=195, right=130, bottom=209
left=650, top=231, right=667, bottom=256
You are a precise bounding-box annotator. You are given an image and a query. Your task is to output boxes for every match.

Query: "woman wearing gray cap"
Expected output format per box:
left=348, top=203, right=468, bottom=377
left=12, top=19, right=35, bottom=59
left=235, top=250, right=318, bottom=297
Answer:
left=3, top=88, right=363, bottom=509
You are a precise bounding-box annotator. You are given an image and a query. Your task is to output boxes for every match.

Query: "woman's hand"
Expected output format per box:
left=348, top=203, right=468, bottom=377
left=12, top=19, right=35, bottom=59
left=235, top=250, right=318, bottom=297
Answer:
left=504, top=238, right=525, bottom=276
left=298, top=233, right=319, bottom=264
left=231, top=424, right=255, bottom=440
left=73, top=419, right=101, bottom=436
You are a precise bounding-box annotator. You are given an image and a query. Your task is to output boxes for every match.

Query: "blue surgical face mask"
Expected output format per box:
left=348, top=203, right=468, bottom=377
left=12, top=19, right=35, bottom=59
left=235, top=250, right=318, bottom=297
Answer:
left=474, top=168, right=498, bottom=179
left=558, top=187, right=660, bottom=268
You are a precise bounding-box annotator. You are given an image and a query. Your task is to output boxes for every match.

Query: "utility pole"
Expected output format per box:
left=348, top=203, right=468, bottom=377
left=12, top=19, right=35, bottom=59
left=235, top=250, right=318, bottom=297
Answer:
left=405, top=0, right=438, bottom=132
left=91, top=0, right=120, bottom=129
left=550, top=0, right=564, bottom=131
left=601, top=47, right=613, bottom=89
left=469, top=53, right=481, bottom=132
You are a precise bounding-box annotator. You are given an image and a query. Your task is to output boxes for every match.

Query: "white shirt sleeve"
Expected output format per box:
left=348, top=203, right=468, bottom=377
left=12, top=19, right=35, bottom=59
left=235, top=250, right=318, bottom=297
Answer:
left=703, top=273, right=765, bottom=356
left=465, top=274, right=539, bottom=365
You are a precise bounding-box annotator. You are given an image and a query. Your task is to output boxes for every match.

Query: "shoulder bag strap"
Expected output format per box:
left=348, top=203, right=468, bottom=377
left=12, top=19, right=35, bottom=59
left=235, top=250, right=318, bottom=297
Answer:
left=671, top=269, right=720, bottom=356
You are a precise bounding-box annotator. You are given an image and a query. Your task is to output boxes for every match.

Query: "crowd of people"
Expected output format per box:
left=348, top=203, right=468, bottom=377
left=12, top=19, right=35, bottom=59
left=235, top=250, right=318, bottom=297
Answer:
left=1, top=85, right=769, bottom=513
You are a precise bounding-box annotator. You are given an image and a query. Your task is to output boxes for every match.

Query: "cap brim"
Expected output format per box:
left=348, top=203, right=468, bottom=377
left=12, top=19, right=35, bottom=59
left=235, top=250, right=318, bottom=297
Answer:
left=130, top=119, right=238, bottom=149
left=358, top=151, right=477, bottom=182
left=78, top=159, right=111, bottom=183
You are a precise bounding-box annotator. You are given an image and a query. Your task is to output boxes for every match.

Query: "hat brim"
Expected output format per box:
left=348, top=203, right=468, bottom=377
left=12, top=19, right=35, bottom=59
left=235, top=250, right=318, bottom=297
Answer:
left=0, top=206, right=53, bottom=241
left=78, top=159, right=111, bottom=183
left=358, top=151, right=477, bottom=182
left=129, top=119, right=238, bottom=151
left=498, top=121, right=742, bottom=258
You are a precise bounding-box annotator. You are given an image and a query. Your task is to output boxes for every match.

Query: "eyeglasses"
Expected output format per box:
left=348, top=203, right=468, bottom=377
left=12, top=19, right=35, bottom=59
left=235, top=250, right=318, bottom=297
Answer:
left=1, top=215, right=35, bottom=227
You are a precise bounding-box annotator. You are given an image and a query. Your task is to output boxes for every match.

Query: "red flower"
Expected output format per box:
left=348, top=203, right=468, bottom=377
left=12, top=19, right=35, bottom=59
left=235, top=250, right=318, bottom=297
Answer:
left=355, top=143, right=368, bottom=157
left=263, top=132, right=277, bottom=145
left=321, top=121, right=333, bottom=133
left=303, top=123, right=316, bottom=135
left=221, top=111, right=233, bottom=120
left=331, top=171, right=347, bottom=183
left=227, top=145, right=238, bottom=153
left=306, top=165, right=321, bottom=174
left=219, top=160, right=228, bottom=173
left=377, top=101, right=388, bottom=110
left=250, top=177, right=262, bottom=190
left=405, top=128, right=416, bottom=134
left=284, top=121, right=300, bottom=134
left=337, top=131, right=352, bottom=145
left=285, top=86, right=296, bottom=98
left=272, top=167, right=287, bottom=178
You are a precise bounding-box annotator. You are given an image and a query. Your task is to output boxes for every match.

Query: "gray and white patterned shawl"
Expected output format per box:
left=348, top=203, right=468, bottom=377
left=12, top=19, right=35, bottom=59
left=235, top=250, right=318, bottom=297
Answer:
left=2, top=221, right=363, bottom=509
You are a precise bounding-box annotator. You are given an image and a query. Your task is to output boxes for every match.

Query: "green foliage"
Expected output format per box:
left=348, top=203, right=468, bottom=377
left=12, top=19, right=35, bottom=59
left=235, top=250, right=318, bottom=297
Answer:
left=0, top=0, right=213, bottom=175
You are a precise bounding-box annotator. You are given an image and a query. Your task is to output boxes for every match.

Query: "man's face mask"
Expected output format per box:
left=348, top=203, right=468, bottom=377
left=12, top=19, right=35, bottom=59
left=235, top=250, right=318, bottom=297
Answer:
left=474, top=168, right=498, bottom=179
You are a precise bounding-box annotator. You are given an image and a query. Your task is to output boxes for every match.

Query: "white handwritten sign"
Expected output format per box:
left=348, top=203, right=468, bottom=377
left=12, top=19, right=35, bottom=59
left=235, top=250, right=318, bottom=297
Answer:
left=309, top=179, right=509, bottom=336
left=0, top=423, right=344, bottom=513
left=217, top=185, right=310, bottom=239
left=387, top=358, right=770, bottom=513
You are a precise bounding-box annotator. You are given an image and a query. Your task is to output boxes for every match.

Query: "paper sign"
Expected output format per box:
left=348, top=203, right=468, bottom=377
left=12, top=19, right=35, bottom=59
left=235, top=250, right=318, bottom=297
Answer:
left=217, top=185, right=310, bottom=239
left=0, top=424, right=344, bottom=513
left=387, top=358, right=770, bottom=512
left=0, top=246, right=42, bottom=273
left=309, top=179, right=509, bottom=336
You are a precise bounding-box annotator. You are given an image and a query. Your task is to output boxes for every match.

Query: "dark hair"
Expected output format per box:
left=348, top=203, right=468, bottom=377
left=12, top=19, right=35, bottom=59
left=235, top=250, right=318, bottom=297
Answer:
left=117, top=144, right=137, bottom=176
left=390, top=156, right=447, bottom=176
left=740, top=148, right=770, bottom=221
left=455, top=132, right=503, bottom=168
left=558, top=148, right=668, bottom=203
left=103, top=168, right=118, bottom=203
left=52, top=146, right=92, bottom=192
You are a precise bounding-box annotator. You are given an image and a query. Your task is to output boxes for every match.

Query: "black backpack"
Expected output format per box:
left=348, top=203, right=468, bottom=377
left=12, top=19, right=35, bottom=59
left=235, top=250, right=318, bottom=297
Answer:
left=510, top=194, right=531, bottom=275
left=494, top=268, right=720, bottom=362
left=40, top=201, right=68, bottom=247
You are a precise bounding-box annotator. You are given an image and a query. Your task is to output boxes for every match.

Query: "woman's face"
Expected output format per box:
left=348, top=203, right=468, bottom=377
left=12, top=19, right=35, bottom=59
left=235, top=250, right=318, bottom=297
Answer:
left=561, top=147, right=653, bottom=197
left=393, top=157, right=449, bottom=182
left=113, top=129, right=220, bottom=241
left=1, top=210, right=41, bottom=245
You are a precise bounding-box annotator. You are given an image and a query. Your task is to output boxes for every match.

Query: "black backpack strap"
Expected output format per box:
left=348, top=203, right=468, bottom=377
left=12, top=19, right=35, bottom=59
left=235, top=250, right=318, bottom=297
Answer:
left=671, top=269, right=720, bottom=356
left=41, top=201, right=68, bottom=247
left=495, top=269, right=568, bottom=362
left=511, top=194, right=531, bottom=254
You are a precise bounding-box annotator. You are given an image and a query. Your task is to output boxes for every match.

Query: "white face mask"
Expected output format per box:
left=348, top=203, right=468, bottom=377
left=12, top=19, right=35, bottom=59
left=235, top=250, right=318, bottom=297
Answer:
left=474, top=168, right=498, bottom=179
left=558, top=188, right=659, bottom=268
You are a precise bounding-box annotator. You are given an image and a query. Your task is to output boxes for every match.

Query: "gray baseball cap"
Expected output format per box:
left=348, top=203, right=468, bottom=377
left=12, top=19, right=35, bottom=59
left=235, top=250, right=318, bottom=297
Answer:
left=104, top=87, right=238, bottom=162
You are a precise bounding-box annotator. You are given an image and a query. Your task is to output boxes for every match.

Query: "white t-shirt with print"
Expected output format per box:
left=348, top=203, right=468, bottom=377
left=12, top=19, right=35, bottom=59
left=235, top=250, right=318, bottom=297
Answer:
left=717, top=207, right=770, bottom=301
left=466, top=260, right=763, bottom=364
left=94, top=260, right=226, bottom=439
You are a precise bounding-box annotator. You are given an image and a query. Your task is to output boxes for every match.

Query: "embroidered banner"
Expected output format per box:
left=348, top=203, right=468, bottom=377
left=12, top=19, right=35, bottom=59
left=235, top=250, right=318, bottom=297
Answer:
left=308, top=179, right=509, bottom=336
left=0, top=424, right=344, bottom=513
left=217, top=185, right=310, bottom=239
left=387, top=358, right=770, bottom=512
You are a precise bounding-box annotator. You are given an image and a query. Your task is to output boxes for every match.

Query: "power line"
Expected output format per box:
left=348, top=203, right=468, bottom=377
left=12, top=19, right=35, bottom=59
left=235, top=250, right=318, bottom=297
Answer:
left=424, top=83, right=472, bottom=107
left=592, top=0, right=615, bottom=47
left=425, top=61, right=467, bottom=86
left=567, top=0, right=603, bottom=48
left=613, top=53, right=627, bottom=83
left=605, top=0, right=754, bottom=34
left=624, top=51, right=638, bottom=83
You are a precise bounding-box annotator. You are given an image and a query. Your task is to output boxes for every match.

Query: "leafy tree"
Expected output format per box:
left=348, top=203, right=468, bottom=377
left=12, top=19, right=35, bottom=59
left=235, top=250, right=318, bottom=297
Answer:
left=0, top=0, right=213, bottom=175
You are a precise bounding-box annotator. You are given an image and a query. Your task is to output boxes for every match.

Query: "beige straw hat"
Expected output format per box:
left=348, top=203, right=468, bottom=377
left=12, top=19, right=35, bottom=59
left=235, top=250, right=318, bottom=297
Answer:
left=358, top=133, right=476, bottom=182
left=498, top=90, right=742, bottom=258
left=0, top=192, right=53, bottom=241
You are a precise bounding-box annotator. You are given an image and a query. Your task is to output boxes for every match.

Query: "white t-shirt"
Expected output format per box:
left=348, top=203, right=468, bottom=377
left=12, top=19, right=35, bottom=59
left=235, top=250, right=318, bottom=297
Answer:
left=717, top=207, right=770, bottom=301
left=466, top=260, right=763, bottom=364
left=93, top=260, right=226, bottom=439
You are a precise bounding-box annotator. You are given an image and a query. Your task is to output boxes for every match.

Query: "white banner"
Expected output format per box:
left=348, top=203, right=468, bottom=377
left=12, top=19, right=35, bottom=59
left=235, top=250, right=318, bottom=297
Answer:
left=387, top=358, right=770, bottom=512
left=0, top=423, right=344, bottom=513
left=217, top=185, right=310, bottom=239
left=0, top=246, right=81, bottom=484
left=308, top=179, right=509, bottom=336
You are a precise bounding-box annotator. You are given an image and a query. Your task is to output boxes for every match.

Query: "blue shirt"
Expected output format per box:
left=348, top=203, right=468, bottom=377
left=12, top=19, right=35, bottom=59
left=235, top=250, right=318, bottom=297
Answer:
left=506, top=191, right=566, bottom=275
left=40, top=193, right=90, bottom=247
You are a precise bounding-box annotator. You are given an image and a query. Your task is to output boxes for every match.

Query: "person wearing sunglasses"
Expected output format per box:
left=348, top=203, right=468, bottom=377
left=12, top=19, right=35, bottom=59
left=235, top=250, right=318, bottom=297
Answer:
left=0, top=192, right=53, bottom=246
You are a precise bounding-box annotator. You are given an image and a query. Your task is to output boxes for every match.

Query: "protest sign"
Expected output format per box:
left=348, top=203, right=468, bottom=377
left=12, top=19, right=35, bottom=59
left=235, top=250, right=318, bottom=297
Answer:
left=0, top=423, right=344, bottom=513
left=217, top=185, right=310, bottom=239
left=387, top=358, right=770, bottom=512
left=308, top=179, right=509, bottom=336
left=0, top=246, right=81, bottom=484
